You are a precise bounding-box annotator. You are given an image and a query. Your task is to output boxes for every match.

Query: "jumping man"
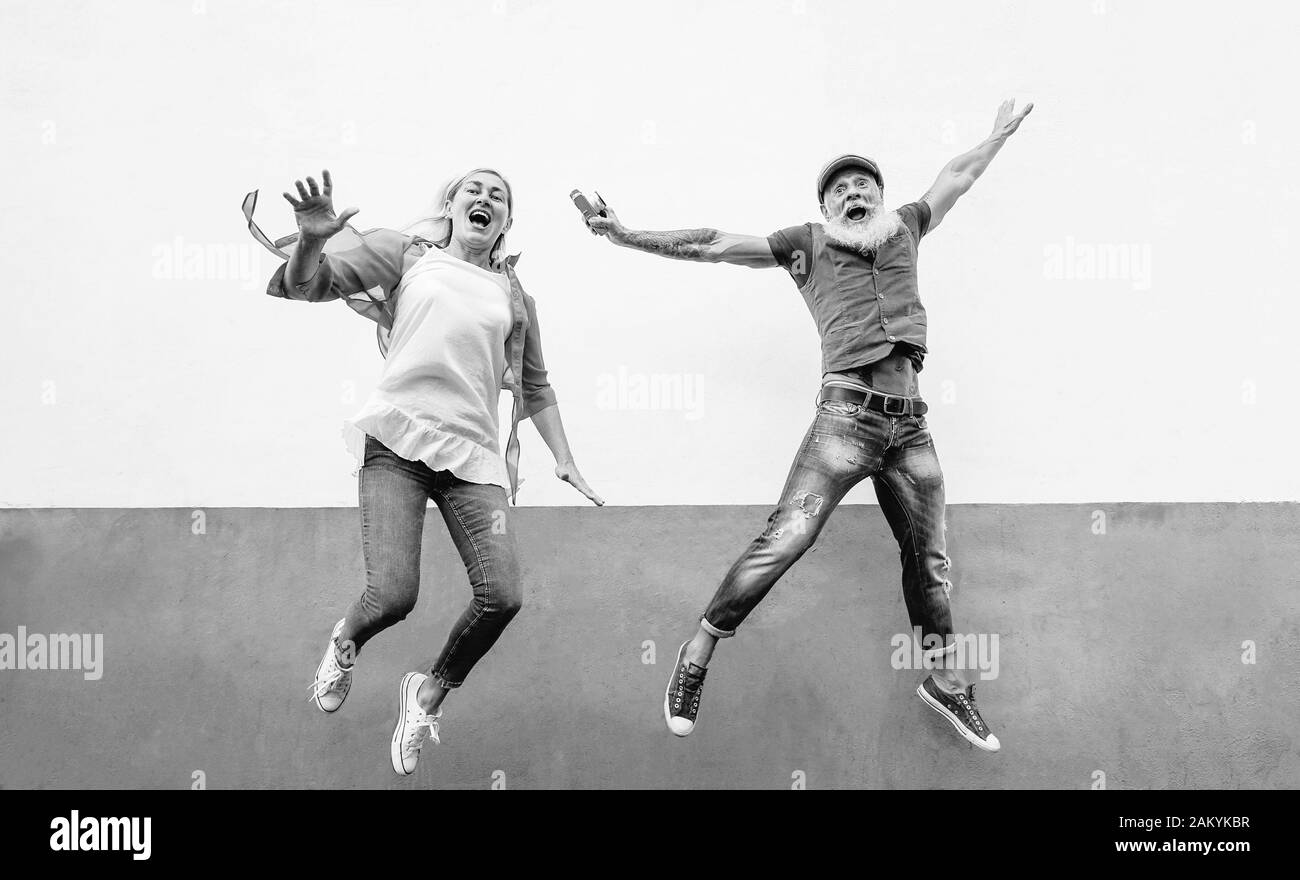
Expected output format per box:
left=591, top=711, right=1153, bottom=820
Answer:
left=585, top=99, right=1033, bottom=751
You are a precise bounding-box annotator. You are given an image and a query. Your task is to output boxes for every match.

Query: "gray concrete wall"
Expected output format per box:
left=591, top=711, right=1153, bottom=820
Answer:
left=1, top=504, right=1297, bottom=790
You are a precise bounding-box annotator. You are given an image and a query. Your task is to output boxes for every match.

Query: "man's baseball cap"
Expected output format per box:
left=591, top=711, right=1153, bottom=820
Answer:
left=817, top=154, right=884, bottom=204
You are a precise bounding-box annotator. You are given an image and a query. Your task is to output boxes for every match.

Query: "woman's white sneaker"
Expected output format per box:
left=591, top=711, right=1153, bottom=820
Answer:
left=308, top=618, right=354, bottom=713
left=391, top=672, right=441, bottom=776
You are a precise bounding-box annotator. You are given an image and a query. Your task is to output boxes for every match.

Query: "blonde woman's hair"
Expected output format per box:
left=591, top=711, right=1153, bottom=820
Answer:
left=401, top=167, right=514, bottom=268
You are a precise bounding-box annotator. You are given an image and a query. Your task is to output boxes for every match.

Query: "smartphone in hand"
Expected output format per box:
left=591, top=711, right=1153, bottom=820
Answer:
left=570, top=189, right=607, bottom=221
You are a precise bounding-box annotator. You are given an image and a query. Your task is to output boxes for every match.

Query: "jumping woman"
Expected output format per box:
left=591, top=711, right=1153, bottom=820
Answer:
left=249, top=168, right=602, bottom=775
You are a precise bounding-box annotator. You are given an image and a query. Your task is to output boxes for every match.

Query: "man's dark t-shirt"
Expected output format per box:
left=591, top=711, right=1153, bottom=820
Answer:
left=766, top=201, right=932, bottom=374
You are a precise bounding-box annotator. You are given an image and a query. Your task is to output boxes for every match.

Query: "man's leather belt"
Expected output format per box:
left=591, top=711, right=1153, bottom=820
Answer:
left=818, top=384, right=928, bottom=417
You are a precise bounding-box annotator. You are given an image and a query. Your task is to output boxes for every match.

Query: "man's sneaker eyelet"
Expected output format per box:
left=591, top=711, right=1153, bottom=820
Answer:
left=664, top=641, right=708, bottom=738
left=916, top=676, right=1000, bottom=753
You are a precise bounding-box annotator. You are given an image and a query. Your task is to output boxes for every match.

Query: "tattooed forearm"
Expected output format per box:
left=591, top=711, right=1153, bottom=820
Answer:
left=616, top=228, right=720, bottom=261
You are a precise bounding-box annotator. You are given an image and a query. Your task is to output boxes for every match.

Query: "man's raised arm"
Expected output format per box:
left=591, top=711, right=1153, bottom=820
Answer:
left=585, top=205, right=777, bottom=269
left=921, top=98, right=1033, bottom=232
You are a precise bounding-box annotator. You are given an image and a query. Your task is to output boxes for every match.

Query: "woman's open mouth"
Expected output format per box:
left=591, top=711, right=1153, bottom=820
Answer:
left=845, top=205, right=868, bottom=222
left=468, top=208, right=492, bottom=229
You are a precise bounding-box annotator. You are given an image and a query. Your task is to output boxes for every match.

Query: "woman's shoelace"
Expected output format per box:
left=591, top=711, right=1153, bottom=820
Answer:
left=406, top=714, right=441, bottom=750
left=306, top=662, right=349, bottom=702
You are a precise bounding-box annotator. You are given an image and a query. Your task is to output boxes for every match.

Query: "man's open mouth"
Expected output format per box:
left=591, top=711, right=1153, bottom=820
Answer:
left=845, top=204, right=868, bottom=222
left=468, top=208, right=492, bottom=229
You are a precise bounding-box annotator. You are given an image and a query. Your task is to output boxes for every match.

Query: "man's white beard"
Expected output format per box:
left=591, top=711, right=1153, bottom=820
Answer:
left=823, top=208, right=903, bottom=253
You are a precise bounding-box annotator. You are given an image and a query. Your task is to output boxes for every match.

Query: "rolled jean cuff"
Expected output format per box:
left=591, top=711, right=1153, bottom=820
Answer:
left=430, top=670, right=463, bottom=689
left=920, top=639, right=958, bottom=666
left=700, top=616, right=736, bottom=639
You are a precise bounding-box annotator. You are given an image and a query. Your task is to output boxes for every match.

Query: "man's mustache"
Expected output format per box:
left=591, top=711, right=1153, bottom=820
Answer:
left=824, top=209, right=902, bottom=252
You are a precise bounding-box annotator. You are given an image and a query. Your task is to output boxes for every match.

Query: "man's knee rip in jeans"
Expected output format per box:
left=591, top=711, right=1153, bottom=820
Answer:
left=794, top=490, right=823, bottom=517
left=767, top=491, right=823, bottom=541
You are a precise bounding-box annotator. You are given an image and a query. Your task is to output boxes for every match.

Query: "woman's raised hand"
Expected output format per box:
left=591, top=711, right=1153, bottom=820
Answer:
left=282, top=169, right=359, bottom=243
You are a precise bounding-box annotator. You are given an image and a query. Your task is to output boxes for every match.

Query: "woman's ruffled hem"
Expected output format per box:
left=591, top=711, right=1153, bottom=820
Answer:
left=342, top=403, right=509, bottom=489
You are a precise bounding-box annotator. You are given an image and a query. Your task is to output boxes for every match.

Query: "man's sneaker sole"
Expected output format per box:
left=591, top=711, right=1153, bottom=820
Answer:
left=916, top=682, right=1001, bottom=752
left=663, top=641, right=695, bottom=737
left=390, top=671, right=422, bottom=776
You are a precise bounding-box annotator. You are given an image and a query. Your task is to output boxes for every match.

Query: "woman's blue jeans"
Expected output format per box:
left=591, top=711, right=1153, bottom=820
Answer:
left=340, top=435, right=522, bottom=688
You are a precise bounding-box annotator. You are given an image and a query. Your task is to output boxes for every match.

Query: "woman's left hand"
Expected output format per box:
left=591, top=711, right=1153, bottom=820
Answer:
left=555, top=460, right=604, bottom=506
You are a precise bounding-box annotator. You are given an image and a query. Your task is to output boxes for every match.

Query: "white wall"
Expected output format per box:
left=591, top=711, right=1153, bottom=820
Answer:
left=2, top=0, right=1296, bottom=507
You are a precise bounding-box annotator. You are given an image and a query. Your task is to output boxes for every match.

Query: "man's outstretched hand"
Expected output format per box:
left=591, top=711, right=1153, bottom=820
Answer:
left=583, top=195, right=627, bottom=244
left=282, top=169, right=359, bottom=243
left=991, top=98, right=1033, bottom=140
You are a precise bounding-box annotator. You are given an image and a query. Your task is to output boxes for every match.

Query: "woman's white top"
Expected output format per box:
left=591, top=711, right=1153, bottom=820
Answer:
left=344, top=246, right=513, bottom=488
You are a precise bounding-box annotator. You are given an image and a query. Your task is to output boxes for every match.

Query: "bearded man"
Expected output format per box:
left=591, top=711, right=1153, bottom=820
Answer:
left=586, top=99, right=1032, bottom=751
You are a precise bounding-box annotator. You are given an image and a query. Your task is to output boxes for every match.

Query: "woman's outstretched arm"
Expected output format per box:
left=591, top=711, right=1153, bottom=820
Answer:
left=516, top=295, right=602, bottom=505
left=529, top=404, right=604, bottom=506
left=283, top=170, right=359, bottom=287
left=273, top=169, right=405, bottom=304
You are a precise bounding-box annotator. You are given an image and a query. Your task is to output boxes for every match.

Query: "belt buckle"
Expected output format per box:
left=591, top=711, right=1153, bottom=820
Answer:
left=881, top=394, right=909, bottom=416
